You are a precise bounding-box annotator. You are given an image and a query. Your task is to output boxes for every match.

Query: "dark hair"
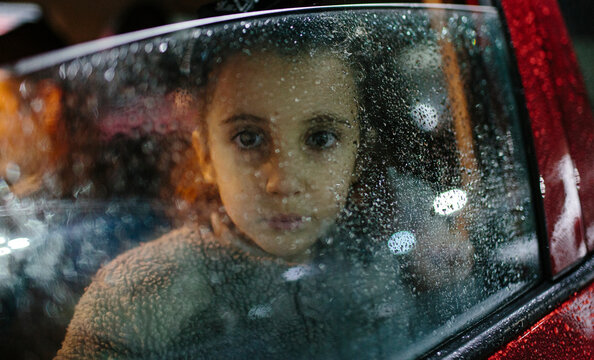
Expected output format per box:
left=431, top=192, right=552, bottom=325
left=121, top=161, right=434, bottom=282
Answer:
left=183, top=13, right=373, bottom=135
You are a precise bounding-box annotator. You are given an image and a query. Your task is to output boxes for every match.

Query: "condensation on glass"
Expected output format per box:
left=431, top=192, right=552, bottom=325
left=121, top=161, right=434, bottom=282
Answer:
left=0, top=5, right=540, bottom=359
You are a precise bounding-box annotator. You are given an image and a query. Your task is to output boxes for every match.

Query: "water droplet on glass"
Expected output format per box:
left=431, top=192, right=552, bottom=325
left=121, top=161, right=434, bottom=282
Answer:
left=82, top=62, right=93, bottom=77
left=104, top=68, right=116, bottom=82
left=58, top=64, right=66, bottom=79
left=5, top=163, right=21, bottom=183
left=144, top=42, right=154, bottom=53
left=8, top=238, right=30, bottom=250
left=67, top=62, right=79, bottom=79
left=248, top=304, right=272, bottom=319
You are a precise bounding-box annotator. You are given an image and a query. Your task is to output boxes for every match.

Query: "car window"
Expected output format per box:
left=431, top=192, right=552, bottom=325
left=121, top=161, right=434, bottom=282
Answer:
left=0, top=5, right=541, bottom=359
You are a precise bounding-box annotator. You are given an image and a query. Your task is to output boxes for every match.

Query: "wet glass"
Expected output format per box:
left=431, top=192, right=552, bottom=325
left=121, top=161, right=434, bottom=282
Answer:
left=0, top=5, right=540, bottom=359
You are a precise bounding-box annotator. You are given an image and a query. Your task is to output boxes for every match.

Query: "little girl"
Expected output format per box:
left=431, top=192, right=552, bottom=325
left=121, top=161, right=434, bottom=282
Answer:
left=56, top=15, right=471, bottom=359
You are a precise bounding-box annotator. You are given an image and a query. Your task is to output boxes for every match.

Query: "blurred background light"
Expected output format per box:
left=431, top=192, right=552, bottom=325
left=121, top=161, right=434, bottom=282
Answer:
left=387, top=231, right=416, bottom=255
left=433, top=189, right=467, bottom=215
left=411, top=103, right=439, bottom=131
left=7, top=237, right=30, bottom=249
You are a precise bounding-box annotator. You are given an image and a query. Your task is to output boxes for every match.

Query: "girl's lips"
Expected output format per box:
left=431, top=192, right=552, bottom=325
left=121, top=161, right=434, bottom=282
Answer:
left=267, top=214, right=307, bottom=231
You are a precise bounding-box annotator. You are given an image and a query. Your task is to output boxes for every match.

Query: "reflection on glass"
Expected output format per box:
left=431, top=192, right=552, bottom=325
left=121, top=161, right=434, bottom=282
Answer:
left=0, top=247, right=11, bottom=256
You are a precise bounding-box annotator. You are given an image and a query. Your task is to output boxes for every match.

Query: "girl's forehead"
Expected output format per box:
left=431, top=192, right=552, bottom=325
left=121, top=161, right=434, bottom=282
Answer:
left=205, top=50, right=359, bottom=125
left=218, top=50, right=355, bottom=87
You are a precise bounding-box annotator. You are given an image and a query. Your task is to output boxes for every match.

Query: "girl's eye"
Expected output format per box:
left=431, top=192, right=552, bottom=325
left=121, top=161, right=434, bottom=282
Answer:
left=233, top=130, right=264, bottom=149
left=305, top=131, right=338, bottom=150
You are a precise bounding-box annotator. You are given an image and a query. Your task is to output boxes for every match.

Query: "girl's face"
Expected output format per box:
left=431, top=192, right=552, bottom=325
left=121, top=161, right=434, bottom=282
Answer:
left=201, top=51, right=359, bottom=260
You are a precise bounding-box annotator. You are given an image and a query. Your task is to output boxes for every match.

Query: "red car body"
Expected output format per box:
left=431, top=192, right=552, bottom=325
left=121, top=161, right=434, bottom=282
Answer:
left=487, top=0, right=593, bottom=357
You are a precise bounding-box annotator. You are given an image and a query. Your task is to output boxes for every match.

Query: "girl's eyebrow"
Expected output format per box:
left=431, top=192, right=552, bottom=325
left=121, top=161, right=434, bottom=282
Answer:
left=223, top=114, right=266, bottom=124
left=308, top=113, right=354, bottom=127
left=222, top=113, right=354, bottom=126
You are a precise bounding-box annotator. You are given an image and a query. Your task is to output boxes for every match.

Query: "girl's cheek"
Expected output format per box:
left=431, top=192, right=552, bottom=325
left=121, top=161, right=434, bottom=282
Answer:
left=236, top=147, right=270, bottom=166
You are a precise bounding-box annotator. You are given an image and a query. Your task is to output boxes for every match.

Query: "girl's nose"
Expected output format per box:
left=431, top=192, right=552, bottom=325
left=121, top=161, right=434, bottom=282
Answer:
left=264, top=157, right=304, bottom=196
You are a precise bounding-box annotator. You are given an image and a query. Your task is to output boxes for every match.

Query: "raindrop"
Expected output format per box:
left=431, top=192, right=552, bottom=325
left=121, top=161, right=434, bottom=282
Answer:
left=19, top=81, right=29, bottom=96
left=5, top=163, right=21, bottom=184
left=67, top=62, right=79, bottom=79
left=108, top=48, right=119, bottom=60
left=58, top=64, right=66, bottom=79
left=31, top=98, right=44, bottom=113
left=104, top=68, right=116, bottom=82
left=118, top=46, right=128, bottom=60
left=248, top=304, right=272, bottom=319
left=82, top=62, right=93, bottom=78
left=91, top=53, right=102, bottom=67
left=144, top=42, right=154, bottom=53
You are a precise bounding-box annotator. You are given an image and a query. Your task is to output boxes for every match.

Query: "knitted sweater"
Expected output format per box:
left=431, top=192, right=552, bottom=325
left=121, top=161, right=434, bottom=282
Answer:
left=56, top=224, right=411, bottom=359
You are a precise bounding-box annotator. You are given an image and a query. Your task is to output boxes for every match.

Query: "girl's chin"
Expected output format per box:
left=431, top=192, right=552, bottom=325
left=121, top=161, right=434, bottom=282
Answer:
left=256, top=237, right=317, bottom=260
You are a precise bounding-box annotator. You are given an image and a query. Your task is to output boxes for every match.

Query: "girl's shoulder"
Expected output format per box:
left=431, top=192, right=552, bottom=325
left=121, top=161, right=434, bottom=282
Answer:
left=57, top=225, right=222, bottom=358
